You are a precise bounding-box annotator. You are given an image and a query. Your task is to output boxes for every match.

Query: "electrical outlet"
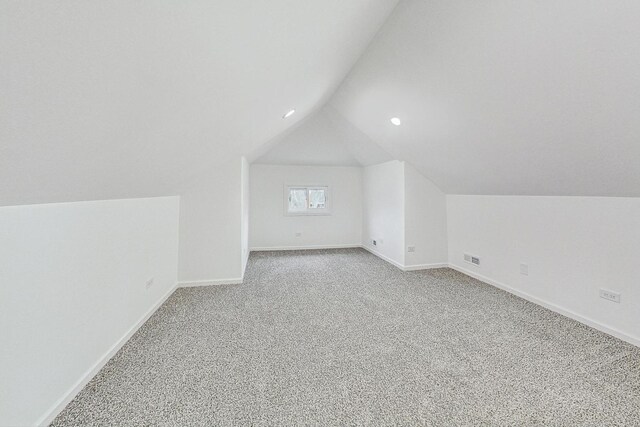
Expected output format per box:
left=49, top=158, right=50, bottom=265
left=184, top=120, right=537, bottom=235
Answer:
left=520, top=263, right=529, bottom=276
left=600, top=289, right=621, bottom=303
left=295, top=232, right=302, bottom=237
left=372, top=239, right=377, bottom=246
left=407, top=246, right=415, bottom=253
left=145, top=278, right=154, bottom=289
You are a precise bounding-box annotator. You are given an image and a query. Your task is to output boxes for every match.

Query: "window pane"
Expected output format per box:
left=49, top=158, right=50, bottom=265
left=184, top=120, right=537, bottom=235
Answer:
left=308, top=189, right=326, bottom=209
left=288, top=188, right=307, bottom=211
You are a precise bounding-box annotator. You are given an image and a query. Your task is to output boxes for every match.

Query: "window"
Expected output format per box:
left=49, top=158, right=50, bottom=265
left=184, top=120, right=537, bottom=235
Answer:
left=285, top=185, right=330, bottom=215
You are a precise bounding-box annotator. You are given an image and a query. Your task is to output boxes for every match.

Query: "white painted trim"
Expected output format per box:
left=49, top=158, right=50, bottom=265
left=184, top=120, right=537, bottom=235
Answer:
left=35, top=283, right=178, bottom=427
left=241, top=251, right=250, bottom=279
left=360, top=245, right=405, bottom=270
left=250, top=244, right=361, bottom=251
left=448, top=263, right=640, bottom=348
left=403, top=263, right=448, bottom=271
left=177, top=278, right=243, bottom=287
left=361, top=245, right=447, bottom=272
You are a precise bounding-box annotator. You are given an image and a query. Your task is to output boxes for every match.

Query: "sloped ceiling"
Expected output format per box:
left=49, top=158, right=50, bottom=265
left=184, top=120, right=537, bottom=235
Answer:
left=0, top=0, right=399, bottom=206
left=4, top=0, right=639, bottom=203
left=252, top=106, right=392, bottom=166
left=330, top=0, right=640, bottom=196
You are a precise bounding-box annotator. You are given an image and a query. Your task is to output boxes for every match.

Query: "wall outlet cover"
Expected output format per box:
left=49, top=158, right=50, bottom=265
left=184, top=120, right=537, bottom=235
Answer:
left=520, top=263, right=529, bottom=276
left=145, top=278, right=154, bottom=289
left=407, top=246, right=416, bottom=253
left=600, top=289, right=621, bottom=303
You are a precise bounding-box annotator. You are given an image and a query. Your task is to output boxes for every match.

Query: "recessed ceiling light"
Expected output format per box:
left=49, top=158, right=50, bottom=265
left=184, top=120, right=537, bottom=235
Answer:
left=282, top=109, right=296, bottom=119
left=390, top=117, right=401, bottom=126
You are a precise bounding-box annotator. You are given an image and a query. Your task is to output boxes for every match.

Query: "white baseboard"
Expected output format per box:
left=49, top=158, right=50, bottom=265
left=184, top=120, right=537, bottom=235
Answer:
left=360, top=245, right=405, bottom=270
left=360, top=245, right=447, bottom=272
left=177, top=278, right=243, bottom=287
left=448, top=263, right=640, bottom=348
left=250, top=244, right=361, bottom=251
left=241, top=251, right=250, bottom=279
left=403, top=262, right=448, bottom=271
left=35, top=283, right=177, bottom=426
left=181, top=257, right=249, bottom=289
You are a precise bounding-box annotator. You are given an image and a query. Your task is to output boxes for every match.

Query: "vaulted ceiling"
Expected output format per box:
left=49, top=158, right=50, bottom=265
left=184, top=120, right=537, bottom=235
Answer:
left=329, top=0, right=640, bottom=196
left=0, top=0, right=398, bottom=206
left=252, top=106, right=391, bottom=167
left=3, top=0, right=640, bottom=205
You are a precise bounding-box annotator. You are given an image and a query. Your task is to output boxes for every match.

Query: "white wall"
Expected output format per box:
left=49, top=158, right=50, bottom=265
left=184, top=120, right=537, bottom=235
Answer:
left=0, top=197, right=180, bottom=426
left=404, top=163, right=448, bottom=267
left=447, top=195, right=640, bottom=346
left=241, top=157, right=250, bottom=273
left=361, top=160, right=448, bottom=269
left=250, top=164, right=362, bottom=249
left=178, top=159, right=243, bottom=284
left=362, top=160, right=405, bottom=266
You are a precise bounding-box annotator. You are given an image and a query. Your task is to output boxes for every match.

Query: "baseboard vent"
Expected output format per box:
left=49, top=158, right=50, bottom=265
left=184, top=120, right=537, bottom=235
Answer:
left=464, top=253, right=480, bottom=266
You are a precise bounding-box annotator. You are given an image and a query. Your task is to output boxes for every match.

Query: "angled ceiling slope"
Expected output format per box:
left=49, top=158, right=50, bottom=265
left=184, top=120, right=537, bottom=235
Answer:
left=0, top=0, right=399, bottom=206
left=330, top=0, right=640, bottom=196
left=251, top=106, right=392, bottom=167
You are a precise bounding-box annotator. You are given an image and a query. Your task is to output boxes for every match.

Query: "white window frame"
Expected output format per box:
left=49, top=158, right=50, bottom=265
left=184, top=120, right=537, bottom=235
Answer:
left=284, top=184, right=331, bottom=216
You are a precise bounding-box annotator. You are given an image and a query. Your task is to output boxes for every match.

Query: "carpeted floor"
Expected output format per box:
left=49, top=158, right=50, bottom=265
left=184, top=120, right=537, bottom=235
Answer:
left=52, top=248, right=640, bottom=426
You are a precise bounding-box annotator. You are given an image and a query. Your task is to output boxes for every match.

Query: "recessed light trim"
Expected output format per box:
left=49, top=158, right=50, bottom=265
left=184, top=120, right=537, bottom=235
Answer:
left=390, top=117, right=401, bottom=126
left=282, top=109, right=296, bottom=119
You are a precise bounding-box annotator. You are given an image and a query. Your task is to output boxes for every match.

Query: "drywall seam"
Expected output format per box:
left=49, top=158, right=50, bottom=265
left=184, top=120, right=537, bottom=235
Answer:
left=35, top=283, right=178, bottom=426
left=449, top=263, right=640, bottom=348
